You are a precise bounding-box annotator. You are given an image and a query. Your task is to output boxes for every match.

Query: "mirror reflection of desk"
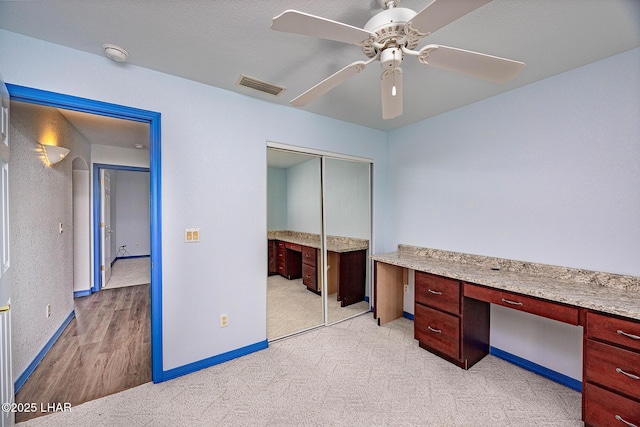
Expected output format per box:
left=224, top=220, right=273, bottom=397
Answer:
left=267, top=232, right=369, bottom=307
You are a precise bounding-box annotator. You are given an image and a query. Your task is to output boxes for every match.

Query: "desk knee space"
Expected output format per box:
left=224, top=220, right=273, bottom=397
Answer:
left=374, top=262, right=406, bottom=326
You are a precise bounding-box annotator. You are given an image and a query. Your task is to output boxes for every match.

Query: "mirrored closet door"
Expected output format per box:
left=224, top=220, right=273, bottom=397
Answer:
left=323, top=157, right=371, bottom=324
left=266, top=147, right=372, bottom=340
left=267, top=149, right=324, bottom=339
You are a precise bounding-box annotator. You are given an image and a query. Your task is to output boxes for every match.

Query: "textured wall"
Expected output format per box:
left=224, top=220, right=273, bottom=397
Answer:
left=9, top=101, right=91, bottom=380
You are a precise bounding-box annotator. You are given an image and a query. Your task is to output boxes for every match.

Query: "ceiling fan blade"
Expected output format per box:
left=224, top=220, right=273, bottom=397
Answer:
left=408, top=0, right=492, bottom=35
left=291, top=61, right=369, bottom=107
left=381, top=68, right=403, bottom=120
left=272, top=10, right=375, bottom=45
left=419, top=45, right=525, bottom=83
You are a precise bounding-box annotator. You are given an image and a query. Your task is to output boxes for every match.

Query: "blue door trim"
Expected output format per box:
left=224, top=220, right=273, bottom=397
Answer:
left=93, top=164, right=150, bottom=293
left=7, top=83, right=164, bottom=383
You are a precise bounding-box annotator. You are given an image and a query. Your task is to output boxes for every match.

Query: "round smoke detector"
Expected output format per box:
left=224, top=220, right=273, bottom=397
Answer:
left=103, top=44, right=129, bottom=62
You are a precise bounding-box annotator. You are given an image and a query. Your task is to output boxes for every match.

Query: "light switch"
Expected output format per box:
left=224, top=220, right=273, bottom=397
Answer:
left=185, top=228, right=200, bottom=243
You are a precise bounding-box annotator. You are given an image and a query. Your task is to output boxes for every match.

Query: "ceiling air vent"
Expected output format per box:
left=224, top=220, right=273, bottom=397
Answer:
left=236, top=75, right=285, bottom=97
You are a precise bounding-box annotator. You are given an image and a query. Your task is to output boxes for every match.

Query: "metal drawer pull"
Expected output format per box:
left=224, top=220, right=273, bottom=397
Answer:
left=617, top=329, right=640, bottom=340
left=428, top=289, right=442, bottom=295
left=428, top=326, right=442, bottom=334
left=615, top=415, right=638, bottom=427
left=501, top=298, right=523, bottom=306
left=616, top=368, right=640, bottom=380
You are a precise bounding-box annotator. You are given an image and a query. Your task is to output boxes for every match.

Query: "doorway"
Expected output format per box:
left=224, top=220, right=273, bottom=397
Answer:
left=266, top=144, right=373, bottom=340
left=93, top=165, right=150, bottom=292
left=6, top=84, right=163, bottom=383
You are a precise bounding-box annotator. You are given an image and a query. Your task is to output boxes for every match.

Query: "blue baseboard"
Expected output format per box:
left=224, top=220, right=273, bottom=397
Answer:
left=157, top=339, right=269, bottom=383
left=490, top=346, right=582, bottom=392
left=15, top=310, right=76, bottom=393
left=73, top=289, right=92, bottom=298
left=403, top=311, right=414, bottom=320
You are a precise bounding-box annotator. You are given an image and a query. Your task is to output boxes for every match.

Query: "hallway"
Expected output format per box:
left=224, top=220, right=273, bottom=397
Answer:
left=15, top=285, right=150, bottom=422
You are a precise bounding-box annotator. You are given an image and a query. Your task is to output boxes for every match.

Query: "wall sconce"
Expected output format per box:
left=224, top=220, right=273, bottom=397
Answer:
left=40, top=144, right=70, bottom=165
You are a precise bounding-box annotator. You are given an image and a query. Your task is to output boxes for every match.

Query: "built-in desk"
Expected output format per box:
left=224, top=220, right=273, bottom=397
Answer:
left=372, top=245, right=640, bottom=427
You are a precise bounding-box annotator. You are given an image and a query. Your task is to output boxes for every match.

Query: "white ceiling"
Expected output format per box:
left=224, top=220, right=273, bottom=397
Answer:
left=1, top=0, right=639, bottom=132
left=57, top=108, right=149, bottom=149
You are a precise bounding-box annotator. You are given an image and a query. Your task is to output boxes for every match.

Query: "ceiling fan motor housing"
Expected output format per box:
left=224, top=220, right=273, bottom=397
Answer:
left=362, top=7, right=419, bottom=58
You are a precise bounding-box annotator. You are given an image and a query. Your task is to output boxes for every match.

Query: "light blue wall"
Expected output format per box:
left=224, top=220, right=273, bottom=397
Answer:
left=387, top=47, right=640, bottom=380
left=266, top=167, right=287, bottom=231
left=387, top=47, right=640, bottom=275
left=0, top=30, right=388, bottom=372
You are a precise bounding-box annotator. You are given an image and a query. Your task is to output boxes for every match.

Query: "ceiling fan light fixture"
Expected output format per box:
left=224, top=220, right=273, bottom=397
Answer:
left=103, top=44, right=129, bottom=62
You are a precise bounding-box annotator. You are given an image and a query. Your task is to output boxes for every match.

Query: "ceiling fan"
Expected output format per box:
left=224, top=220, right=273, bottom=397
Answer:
left=272, top=0, right=525, bottom=120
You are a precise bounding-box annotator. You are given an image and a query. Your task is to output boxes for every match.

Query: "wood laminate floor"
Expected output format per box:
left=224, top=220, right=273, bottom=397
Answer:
left=15, top=284, right=151, bottom=422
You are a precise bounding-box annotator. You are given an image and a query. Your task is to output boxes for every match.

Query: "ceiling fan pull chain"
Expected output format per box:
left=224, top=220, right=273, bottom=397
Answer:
left=391, top=50, right=397, bottom=96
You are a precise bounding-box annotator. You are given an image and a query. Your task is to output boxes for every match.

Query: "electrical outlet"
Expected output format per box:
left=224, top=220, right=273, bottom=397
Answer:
left=220, top=314, right=228, bottom=328
left=46, top=304, right=51, bottom=318
left=404, top=284, right=409, bottom=293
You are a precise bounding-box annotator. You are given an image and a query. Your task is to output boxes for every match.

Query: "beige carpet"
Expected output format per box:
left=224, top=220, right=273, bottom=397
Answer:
left=18, top=314, right=582, bottom=426
left=267, top=275, right=370, bottom=339
left=103, top=257, right=150, bottom=289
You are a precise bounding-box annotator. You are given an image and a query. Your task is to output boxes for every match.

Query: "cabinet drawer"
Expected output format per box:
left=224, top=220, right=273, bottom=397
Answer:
left=584, top=382, right=640, bottom=427
left=302, top=246, right=316, bottom=267
left=277, top=241, right=285, bottom=249
left=415, top=272, right=460, bottom=315
left=277, top=262, right=285, bottom=275
left=463, top=283, right=579, bottom=325
left=414, top=304, right=460, bottom=360
left=585, top=339, right=640, bottom=401
left=285, top=242, right=301, bottom=252
left=587, top=312, right=640, bottom=352
left=302, top=263, right=317, bottom=290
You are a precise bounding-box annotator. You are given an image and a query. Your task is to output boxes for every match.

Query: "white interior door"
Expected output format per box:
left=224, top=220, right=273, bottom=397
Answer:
left=0, top=75, right=14, bottom=427
left=101, top=169, right=112, bottom=287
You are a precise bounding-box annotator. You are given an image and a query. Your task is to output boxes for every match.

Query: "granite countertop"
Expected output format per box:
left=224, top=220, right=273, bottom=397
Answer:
left=268, top=231, right=369, bottom=253
left=371, top=245, right=640, bottom=321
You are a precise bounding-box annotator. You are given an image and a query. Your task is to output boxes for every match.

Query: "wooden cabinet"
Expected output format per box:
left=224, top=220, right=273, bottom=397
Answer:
left=414, top=272, right=489, bottom=369
left=302, top=246, right=319, bottom=293
left=275, top=240, right=301, bottom=280
left=583, top=312, right=640, bottom=427
left=334, top=249, right=366, bottom=307
left=268, top=240, right=278, bottom=276
left=464, top=283, right=579, bottom=325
